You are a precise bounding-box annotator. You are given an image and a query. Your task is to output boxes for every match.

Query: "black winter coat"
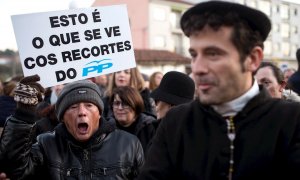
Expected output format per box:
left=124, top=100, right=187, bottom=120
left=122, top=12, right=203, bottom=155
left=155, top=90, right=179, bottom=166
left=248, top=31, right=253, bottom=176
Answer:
left=139, top=88, right=300, bottom=180
left=116, top=113, right=157, bottom=155
left=0, top=109, right=144, bottom=180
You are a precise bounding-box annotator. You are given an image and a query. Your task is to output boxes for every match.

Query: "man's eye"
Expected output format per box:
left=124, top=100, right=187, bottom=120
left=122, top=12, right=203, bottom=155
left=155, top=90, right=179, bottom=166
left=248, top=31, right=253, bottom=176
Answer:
left=69, top=105, right=78, bottom=109
left=207, top=51, right=218, bottom=56
left=189, top=52, right=197, bottom=59
left=86, top=103, right=94, bottom=107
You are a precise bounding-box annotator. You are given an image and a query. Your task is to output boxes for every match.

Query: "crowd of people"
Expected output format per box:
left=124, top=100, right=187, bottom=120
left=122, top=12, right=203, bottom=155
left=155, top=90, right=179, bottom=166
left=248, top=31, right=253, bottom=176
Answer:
left=1, top=1, right=300, bottom=179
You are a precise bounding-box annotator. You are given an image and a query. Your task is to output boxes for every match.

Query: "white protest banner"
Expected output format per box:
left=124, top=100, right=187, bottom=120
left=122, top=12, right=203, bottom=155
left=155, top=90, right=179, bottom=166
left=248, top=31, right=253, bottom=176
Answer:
left=11, top=4, right=136, bottom=87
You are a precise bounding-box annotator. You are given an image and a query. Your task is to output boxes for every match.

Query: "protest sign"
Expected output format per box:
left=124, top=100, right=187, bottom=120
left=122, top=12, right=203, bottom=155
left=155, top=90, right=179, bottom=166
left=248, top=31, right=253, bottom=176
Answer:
left=11, top=4, right=136, bottom=87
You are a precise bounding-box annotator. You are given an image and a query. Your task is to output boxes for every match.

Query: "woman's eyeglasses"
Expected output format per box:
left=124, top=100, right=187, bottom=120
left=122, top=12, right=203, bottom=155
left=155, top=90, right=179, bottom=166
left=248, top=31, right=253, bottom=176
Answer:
left=112, top=101, right=130, bottom=109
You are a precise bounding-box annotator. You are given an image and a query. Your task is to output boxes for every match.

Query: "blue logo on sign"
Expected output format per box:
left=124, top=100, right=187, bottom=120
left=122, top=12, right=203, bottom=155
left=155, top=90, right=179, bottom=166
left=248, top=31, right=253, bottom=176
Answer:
left=82, top=59, right=113, bottom=77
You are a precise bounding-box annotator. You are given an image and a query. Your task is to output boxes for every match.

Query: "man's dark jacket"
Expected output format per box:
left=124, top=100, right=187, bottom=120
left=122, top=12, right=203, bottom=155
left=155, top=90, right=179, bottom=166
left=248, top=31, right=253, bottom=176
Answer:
left=138, top=88, right=300, bottom=180
left=0, top=109, right=144, bottom=180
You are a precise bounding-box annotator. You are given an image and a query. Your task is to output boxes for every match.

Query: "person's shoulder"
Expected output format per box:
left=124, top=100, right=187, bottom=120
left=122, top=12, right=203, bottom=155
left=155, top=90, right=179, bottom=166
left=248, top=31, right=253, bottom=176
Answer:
left=110, top=129, right=143, bottom=148
left=270, top=97, right=300, bottom=106
left=278, top=98, right=300, bottom=108
left=266, top=98, right=300, bottom=115
left=36, top=131, right=56, bottom=144
left=168, top=100, right=199, bottom=115
left=112, top=129, right=140, bottom=141
left=139, top=112, right=157, bottom=122
left=160, top=100, right=199, bottom=127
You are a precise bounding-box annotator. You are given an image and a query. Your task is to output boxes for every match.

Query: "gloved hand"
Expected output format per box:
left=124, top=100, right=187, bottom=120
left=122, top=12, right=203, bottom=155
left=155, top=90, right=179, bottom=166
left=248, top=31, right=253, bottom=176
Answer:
left=14, top=74, right=45, bottom=111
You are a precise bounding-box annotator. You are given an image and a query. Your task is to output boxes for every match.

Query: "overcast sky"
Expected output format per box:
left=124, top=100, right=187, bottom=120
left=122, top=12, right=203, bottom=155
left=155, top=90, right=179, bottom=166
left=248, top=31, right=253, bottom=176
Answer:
left=0, top=0, right=93, bottom=50
left=0, top=0, right=299, bottom=51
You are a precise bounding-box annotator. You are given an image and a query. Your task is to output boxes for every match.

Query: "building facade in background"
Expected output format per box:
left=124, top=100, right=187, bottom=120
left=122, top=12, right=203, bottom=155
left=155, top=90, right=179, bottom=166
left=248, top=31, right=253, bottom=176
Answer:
left=93, top=0, right=300, bottom=73
left=93, top=0, right=192, bottom=75
left=234, top=0, right=300, bottom=70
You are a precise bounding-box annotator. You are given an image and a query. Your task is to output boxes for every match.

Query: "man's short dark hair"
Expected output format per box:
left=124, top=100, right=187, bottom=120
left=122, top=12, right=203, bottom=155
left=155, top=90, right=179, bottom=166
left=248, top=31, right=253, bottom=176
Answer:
left=180, top=1, right=271, bottom=65
left=182, top=12, right=264, bottom=64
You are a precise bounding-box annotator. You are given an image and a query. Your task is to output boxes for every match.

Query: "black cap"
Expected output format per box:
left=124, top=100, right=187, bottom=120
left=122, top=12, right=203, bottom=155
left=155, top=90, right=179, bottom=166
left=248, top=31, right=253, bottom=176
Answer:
left=180, top=1, right=271, bottom=41
left=150, top=71, right=195, bottom=105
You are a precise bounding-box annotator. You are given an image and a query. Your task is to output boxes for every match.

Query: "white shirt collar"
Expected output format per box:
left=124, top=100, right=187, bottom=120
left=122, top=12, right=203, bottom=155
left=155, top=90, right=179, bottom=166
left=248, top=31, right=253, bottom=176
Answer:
left=212, top=80, right=259, bottom=117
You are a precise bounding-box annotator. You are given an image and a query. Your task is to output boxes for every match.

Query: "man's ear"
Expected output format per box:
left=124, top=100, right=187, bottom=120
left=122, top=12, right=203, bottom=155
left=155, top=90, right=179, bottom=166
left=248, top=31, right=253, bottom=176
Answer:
left=279, top=81, right=287, bottom=92
left=245, top=46, right=264, bottom=72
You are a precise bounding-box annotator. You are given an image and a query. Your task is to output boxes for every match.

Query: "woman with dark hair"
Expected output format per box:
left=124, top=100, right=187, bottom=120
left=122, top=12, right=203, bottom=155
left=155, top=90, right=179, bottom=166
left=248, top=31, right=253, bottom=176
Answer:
left=110, top=86, right=156, bottom=154
left=103, top=67, right=156, bottom=121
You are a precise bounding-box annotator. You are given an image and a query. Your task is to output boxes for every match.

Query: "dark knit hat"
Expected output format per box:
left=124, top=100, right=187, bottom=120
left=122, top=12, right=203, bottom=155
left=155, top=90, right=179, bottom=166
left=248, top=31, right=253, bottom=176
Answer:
left=180, top=1, right=271, bottom=41
left=150, top=71, right=195, bottom=105
left=55, top=80, right=104, bottom=121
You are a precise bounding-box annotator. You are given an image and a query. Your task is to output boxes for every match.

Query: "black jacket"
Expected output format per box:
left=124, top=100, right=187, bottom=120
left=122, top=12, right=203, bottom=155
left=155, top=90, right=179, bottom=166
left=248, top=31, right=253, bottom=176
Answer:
left=0, top=109, right=144, bottom=180
left=139, top=88, right=300, bottom=180
left=116, top=113, right=157, bottom=155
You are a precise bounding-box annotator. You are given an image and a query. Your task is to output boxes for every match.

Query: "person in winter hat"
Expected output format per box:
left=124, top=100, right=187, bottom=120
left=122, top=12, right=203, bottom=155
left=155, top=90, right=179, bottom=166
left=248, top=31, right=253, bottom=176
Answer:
left=0, top=75, right=144, bottom=179
left=145, top=71, right=195, bottom=155
left=150, top=71, right=195, bottom=121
